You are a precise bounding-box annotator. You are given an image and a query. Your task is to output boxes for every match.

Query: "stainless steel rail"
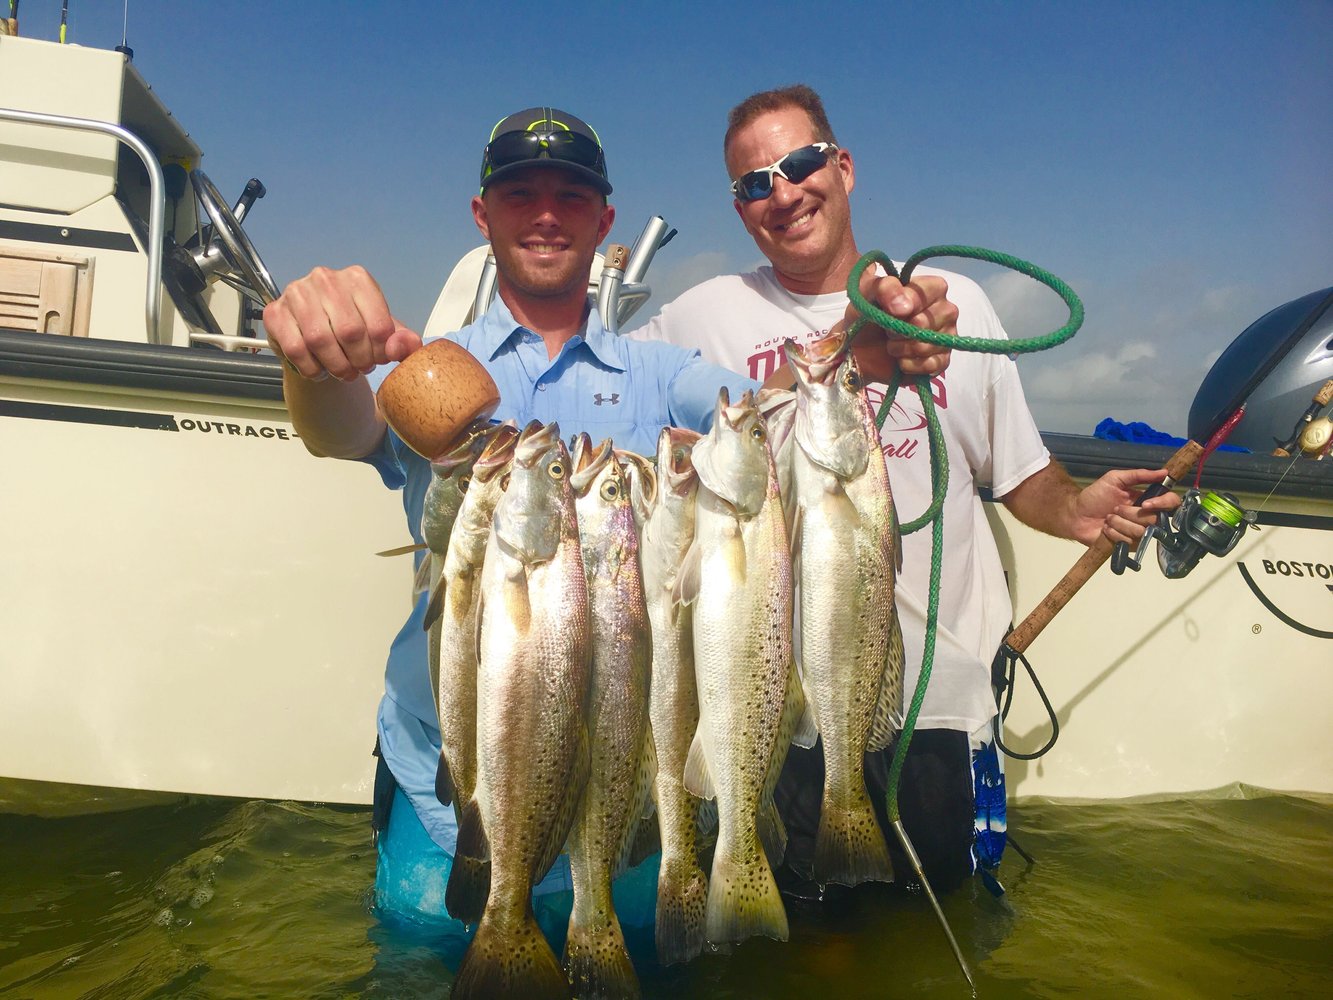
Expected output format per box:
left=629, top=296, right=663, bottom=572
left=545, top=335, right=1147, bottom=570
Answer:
left=0, top=106, right=166, bottom=344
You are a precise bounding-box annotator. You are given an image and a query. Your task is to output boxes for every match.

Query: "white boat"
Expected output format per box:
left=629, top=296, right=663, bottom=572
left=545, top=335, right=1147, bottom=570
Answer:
left=2, top=30, right=1329, bottom=815
left=0, top=31, right=407, bottom=810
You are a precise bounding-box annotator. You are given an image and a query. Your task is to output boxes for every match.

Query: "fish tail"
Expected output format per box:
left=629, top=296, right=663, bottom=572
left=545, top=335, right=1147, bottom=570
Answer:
left=446, top=798, right=491, bottom=925
left=705, top=841, right=789, bottom=945
left=451, top=908, right=568, bottom=1000
left=815, top=787, right=894, bottom=888
left=563, top=910, right=640, bottom=1000
left=655, top=855, right=708, bottom=966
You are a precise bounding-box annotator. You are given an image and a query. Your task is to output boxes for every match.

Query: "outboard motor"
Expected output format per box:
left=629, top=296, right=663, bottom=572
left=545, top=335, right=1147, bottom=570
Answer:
left=1188, top=287, right=1333, bottom=453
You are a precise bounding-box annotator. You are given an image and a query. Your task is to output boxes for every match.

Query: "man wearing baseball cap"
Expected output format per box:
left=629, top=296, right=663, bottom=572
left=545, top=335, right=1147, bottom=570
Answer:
left=263, top=105, right=953, bottom=968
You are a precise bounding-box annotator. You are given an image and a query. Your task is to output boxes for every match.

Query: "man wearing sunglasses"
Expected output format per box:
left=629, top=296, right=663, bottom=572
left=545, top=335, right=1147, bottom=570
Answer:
left=635, top=84, right=1178, bottom=898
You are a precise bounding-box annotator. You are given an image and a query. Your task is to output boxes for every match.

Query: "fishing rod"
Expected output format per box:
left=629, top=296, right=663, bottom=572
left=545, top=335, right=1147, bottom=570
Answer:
left=995, top=296, right=1333, bottom=751
left=1273, top=378, right=1333, bottom=459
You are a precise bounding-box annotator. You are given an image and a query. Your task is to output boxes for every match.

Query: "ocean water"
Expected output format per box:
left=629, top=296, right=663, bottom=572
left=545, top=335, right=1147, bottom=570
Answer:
left=1, top=785, right=1329, bottom=999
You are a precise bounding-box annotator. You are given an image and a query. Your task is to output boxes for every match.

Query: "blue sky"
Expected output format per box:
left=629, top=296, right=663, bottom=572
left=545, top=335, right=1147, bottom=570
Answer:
left=17, top=0, right=1331, bottom=434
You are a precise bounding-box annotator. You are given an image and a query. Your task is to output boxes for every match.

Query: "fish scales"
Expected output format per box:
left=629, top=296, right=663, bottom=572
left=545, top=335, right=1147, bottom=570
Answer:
left=786, top=334, right=904, bottom=888
left=564, top=436, right=654, bottom=1000
left=421, top=420, right=498, bottom=807
left=640, top=427, right=709, bottom=966
left=436, top=421, right=518, bottom=924
left=685, top=390, right=792, bottom=946
left=451, top=422, right=591, bottom=1000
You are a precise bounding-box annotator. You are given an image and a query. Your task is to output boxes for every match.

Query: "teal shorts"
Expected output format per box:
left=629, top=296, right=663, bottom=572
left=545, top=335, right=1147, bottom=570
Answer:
left=373, top=787, right=661, bottom=965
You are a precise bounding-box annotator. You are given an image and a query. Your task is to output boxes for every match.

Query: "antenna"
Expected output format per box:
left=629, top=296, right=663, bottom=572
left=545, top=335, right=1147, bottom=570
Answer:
left=115, top=0, right=132, bottom=60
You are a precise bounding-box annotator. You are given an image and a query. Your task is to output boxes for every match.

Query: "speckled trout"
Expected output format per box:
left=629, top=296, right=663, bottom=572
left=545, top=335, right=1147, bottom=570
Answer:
left=420, top=419, right=498, bottom=807
left=564, top=435, right=654, bottom=1000
left=434, top=421, right=519, bottom=925
left=451, top=421, right=591, bottom=1000
left=680, top=389, right=793, bottom=946
left=785, top=333, right=904, bottom=888
left=639, top=427, right=710, bottom=965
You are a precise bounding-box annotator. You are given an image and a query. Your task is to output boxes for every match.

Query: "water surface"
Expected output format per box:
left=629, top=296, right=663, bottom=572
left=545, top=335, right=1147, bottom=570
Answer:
left=1, top=786, right=1328, bottom=998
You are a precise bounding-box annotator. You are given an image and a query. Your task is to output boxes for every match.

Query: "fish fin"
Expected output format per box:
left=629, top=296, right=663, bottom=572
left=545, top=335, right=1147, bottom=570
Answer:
left=682, top=729, right=715, bottom=801
left=788, top=502, right=803, bottom=564
left=563, top=911, right=639, bottom=1000
left=434, top=752, right=455, bottom=807
left=534, top=722, right=590, bottom=884
left=867, top=604, right=907, bottom=751
left=815, top=790, right=895, bottom=888
left=412, top=552, right=436, bottom=599
left=446, top=796, right=491, bottom=925
left=791, top=667, right=819, bottom=750
left=892, top=501, right=903, bottom=576
left=655, top=855, right=709, bottom=966
left=452, top=904, right=565, bottom=1000
left=673, top=541, right=703, bottom=608
left=624, top=809, right=662, bottom=873
left=375, top=541, right=427, bottom=557
left=758, top=795, right=788, bottom=868
left=706, top=842, right=788, bottom=946
left=615, top=734, right=660, bottom=877
left=695, top=796, right=719, bottom=851
left=422, top=574, right=447, bottom=633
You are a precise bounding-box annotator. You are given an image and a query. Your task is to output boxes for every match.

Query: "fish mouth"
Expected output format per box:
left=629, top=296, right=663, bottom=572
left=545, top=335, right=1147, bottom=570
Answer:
left=784, top=333, right=848, bottom=385
left=654, top=426, right=700, bottom=497
left=472, top=421, right=519, bottom=482
left=514, top=420, right=559, bottom=468
left=429, top=418, right=497, bottom=473
left=570, top=434, right=614, bottom=494
left=617, top=448, right=658, bottom=508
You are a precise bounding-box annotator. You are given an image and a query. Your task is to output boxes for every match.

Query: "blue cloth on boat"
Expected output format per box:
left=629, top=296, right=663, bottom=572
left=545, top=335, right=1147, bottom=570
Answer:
left=358, top=294, right=758, bottom=919
left=1093, top=417, right=1248, bottom=452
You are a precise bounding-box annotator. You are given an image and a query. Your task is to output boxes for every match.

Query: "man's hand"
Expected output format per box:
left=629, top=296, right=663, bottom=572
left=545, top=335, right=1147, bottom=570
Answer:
left=262, top=265, right=423, bottom=382
left=1001, top=462, right=1183, bottom=546
left=840, top=268, right=956, bottom=383
left=1073, top=468, right=1183, bottom=546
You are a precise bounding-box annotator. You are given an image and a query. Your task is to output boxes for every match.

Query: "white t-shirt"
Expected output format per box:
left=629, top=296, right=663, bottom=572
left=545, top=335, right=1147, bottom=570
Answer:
left=633, top=265, right=1051, bottom=737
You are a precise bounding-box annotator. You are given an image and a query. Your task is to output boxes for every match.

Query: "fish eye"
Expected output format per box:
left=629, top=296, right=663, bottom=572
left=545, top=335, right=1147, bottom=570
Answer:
left=843, top=368, right=862, bottom=391
left=458, top=473, right=472, bottom=494
left=600, top=479, right=620, bottom=501
left=499, top=473, right=511, bottom=491
left=750, top=424, right=767, bottom=441
left=548, top=460, right=565, bottom=480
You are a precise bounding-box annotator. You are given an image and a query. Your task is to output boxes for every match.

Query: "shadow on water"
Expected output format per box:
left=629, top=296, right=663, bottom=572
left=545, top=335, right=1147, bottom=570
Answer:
left=2, top=789, right=1330, bottom=998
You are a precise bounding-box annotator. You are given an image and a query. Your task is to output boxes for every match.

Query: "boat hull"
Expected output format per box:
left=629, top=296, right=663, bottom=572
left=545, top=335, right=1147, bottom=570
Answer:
left=993, top=435, right=1333, bottom=801
left=1, top=331, right=407, bottom=810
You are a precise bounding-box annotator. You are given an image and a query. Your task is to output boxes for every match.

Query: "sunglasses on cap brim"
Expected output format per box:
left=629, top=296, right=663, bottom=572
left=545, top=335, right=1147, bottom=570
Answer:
left=731, top=142, right=838, bottom=202
left=482, top=129, right=607, bottom=179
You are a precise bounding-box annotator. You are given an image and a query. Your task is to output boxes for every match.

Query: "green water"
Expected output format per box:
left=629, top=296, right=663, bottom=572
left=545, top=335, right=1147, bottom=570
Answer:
left=1, top=787, right=1329, bottom=998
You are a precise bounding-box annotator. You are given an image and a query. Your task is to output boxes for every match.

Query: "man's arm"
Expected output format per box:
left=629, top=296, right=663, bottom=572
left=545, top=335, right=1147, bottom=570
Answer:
left=262, top=265, right=423, bottom=459
left=1001, top=460, right=1182, bottom=546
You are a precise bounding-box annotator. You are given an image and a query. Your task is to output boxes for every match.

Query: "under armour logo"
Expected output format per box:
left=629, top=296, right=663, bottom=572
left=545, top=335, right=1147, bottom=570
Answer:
left=593, top=393, right=620, bottom=406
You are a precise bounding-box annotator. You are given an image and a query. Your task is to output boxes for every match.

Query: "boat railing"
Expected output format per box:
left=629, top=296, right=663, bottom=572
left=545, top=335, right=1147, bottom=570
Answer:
left=0, top=106, right=164, bottom=345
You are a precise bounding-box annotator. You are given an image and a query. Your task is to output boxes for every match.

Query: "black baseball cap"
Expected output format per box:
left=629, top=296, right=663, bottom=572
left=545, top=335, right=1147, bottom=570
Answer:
left=479, top=106, right=612, bottom=195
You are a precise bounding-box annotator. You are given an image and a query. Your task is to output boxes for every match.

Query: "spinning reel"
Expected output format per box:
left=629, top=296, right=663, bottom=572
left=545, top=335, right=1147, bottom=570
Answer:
left=1112, top=488, right=1258, bottom=579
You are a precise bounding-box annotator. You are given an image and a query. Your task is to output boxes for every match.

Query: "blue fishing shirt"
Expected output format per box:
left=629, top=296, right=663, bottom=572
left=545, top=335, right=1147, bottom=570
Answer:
left=360, top=294, right=758, bottom=871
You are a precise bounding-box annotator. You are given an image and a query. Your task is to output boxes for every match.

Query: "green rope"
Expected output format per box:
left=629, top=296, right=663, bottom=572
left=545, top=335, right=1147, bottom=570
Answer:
left=851, top=245, right=1083, bottom=826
